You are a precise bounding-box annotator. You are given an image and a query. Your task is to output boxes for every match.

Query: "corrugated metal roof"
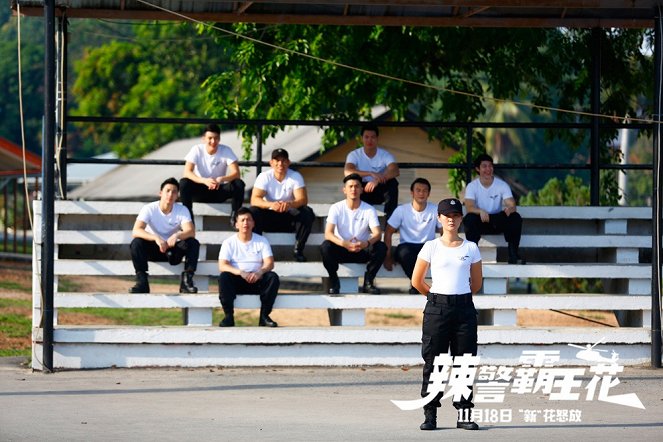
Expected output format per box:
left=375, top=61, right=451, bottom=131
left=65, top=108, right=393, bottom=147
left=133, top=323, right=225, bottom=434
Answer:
left=12, top=1, right=662, bottom=28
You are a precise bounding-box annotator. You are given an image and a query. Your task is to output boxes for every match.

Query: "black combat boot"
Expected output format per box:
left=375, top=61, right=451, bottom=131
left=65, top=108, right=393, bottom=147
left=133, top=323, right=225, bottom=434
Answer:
left=258, top=306, right=278, bottom=327
left=129, top=271, right=150, bottom=294
left=457, top=409, right=479, bottom=430
left=507, top=243, right=526, bottom=264
left=293, top=242, right=307, bottom=262
left=219, top=306, right=235, bottom=327
left=420, top=406, right=437, bottom=430
left=328, top=273, right=340, bottom=295
left=179, top=271, right=198, bottom=294
left=362, top=273, right=381, bottom=294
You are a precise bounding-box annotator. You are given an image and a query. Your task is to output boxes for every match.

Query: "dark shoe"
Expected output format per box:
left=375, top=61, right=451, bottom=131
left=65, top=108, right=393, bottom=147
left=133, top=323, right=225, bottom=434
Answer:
left=420, top=407, right=437, bottom=431
left=179, top=271, right=198, bottom=294
left=293, top=250, right=307, bottom=262
left=328, top=274, right=340, bottom=295
left=229, top=210, right=237, bottom=227
left=219, top=315, right=235, bottom=327
left=508, top=243, right=526, bottom=264
left=457, top=420, right=479, bottom=430
left=129, top=271, right=150, bottom=294
left=408, top=286, right=419, bottom=295
left=258, top=315, right=278, bottom=327
left=362, top=276, right=381, bottom=295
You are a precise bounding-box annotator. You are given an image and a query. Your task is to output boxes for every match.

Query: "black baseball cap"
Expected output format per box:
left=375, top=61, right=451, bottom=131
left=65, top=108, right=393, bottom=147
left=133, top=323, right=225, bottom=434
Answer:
left=271, top=148, right=289, bottom=160
left=438, top=198, right=463, bottom=216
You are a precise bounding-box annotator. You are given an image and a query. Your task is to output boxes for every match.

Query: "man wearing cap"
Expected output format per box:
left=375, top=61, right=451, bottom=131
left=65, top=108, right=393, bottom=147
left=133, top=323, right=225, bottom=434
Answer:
left=179, top=123, right=245, bottom=223
left=384, top=178, right=441, bottom=294
left=129, top=177, right=200, bottom=294
left=344, top=123, right=400, bottom=221
left=320, top=173, right=387, bottom=295
left=248, top=148, right=315, bottom=262
left=463, top=153, right=525, bottom=264
left=412, top=198, right=482, bottom=432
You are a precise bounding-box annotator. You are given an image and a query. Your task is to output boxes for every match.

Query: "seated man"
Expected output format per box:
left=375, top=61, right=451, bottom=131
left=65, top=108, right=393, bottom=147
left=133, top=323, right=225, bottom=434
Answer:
left=248, top=148, right=315, bottom=262
left=344, top=123, right=400, bottom=221
left=179, top=123, right=245, bottom=222
left=320, top=173, right=387, bottom=295
left=463, top=153, right=525, bottom=264
left=384, top=178, right=441, bottom=294
left=218, top=207, right=280, bottom=327
left=130, top=177, right=200, bottom=294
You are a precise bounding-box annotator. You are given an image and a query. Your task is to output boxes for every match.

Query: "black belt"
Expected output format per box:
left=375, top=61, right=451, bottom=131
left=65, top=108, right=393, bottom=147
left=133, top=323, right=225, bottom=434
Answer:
left=426, top=293, right=473, bottom=304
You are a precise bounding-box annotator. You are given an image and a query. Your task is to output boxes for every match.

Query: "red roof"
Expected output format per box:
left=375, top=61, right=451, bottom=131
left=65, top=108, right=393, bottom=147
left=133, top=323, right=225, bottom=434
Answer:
left=0, top=137, right=41, bottom=177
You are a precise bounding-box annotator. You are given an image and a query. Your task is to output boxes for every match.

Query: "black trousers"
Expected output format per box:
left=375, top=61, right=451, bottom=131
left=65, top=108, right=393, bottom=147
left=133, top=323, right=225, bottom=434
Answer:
left=247, top=206, right=315, bottom=249
left=393, top=242, right=425, bottom=280
left=218, top=271, right=280, bottom=313
left=421, top=293, right=478, bottom=410
left=130, top=237, right=200, bottom=273
left=360, top=178, right=399, bottom=220
left=463, top=211, right=522, bottom=246
left=179, top=178, right=245, bottom=218
left=320, top=240, right=387, bottom=282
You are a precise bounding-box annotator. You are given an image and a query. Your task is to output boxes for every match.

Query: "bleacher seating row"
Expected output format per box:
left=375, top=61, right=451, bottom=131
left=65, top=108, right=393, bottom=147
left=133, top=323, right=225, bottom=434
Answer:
left=31, top=200, right=654, bottom=369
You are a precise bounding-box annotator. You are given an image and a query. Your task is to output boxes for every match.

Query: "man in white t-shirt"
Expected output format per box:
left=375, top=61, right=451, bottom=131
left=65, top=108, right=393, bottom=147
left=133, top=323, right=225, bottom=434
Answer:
left=179, top=124, right=245, bottom=223
left=130, top=177, right=200, bottom=294
left=320, top=173, right=387, bottom=295
left=344, top=124, right=400, bottom=221
left=248, top=148, right=315, bottom=262
left=463, top=153, right=524, bottom=264
left=218, top=207, right=280, bottom=327
left=384, top=178, right=441, bottom=294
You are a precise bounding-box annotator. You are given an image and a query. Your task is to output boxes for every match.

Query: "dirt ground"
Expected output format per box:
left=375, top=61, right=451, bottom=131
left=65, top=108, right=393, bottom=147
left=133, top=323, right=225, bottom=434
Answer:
left=0, top=260, right=619, bottom=352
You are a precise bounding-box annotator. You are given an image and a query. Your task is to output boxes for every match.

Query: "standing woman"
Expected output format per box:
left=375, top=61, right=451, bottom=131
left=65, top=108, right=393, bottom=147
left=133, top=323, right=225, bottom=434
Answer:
left=411, top=198, right=483, bottom=431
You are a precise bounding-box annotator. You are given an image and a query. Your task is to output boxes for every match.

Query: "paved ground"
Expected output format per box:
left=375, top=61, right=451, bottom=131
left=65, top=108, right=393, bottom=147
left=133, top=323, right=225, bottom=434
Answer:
left=1, top=357, right=662, bottom=441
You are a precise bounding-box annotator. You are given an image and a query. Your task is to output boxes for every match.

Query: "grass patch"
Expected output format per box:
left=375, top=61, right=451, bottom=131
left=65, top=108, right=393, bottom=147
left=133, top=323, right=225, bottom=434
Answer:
left=0, top=348, right=30, bottom=357
left=61, top=308, right=185, bottom=325
left=0, top=313, right=31, bottom=337
left=383, top=312, right=415, bottom=320
left=0, top=298, right=31, bottom=308
left=0, top=281, right=31, bottom=293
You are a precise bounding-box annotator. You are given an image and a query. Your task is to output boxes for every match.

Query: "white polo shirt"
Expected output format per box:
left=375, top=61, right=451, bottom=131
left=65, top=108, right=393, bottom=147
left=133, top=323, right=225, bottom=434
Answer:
left=418, top=238, right=481, bottom=295
left=345, top=147, right=396, bottom=183
left=465, top=176, right=513, bottom=215
left=136, top=201, right=192, bottom=239
left=218, top=233, right=273, bottom=273
left=326, top=200, right=380, bottom=242
left=387, top=202, right=441, bottom=244
left=184, top=143, right=238, bottom=179
left=253, top=169, right=305, bottom=202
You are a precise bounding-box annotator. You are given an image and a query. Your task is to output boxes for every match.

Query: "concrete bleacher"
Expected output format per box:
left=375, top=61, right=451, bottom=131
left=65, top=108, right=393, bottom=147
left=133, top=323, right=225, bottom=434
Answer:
left=32, top=201, right=654, bottom=369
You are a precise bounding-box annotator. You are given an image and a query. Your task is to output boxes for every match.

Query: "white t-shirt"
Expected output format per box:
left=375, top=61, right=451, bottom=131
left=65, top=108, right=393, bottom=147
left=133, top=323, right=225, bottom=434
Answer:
left=136, top=201, right=192, bottom=239
left=326, top=200, right=380, bottom=242
left=465, top=176, right=513, bottom=215
left=218, top=233, right=273, bottom=273
left=184, top=143, right=238, bottom=179
left=345, top=147, right=396, bottom=183
left=417, top=238, right=481, bottom=295
left=253, top=169, right=305, bottom=202
left=387, top=202, right=441, bottom=244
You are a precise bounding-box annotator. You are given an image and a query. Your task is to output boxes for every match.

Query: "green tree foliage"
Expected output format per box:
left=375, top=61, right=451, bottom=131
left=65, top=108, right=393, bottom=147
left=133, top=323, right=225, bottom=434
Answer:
left=0, top=10, right=44, bottom=153
left=72, top=21, right=228, bottom=158
left=199, top=24, right=652, bottom=200
left=520, top=176, right=590, bottom=206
